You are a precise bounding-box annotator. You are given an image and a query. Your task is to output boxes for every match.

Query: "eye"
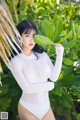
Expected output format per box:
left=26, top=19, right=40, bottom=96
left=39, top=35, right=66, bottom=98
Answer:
left=26, top=34, right=29, bottom=37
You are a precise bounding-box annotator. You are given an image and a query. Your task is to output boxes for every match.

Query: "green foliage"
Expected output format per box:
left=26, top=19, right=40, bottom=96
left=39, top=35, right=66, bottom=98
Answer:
left=37, top=13, right=80, bottom=120
left=77, top=114, right=80, bottom=120
left=0, top=60, right=22, bottom=120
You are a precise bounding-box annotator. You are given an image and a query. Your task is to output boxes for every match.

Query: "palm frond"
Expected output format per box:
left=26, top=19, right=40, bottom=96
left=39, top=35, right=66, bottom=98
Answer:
left=0, top=0, right=23, bottom=70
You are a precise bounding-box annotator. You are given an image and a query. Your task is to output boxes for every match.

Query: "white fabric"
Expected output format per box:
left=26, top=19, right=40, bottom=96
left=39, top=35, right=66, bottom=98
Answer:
left=10, top=50, right=63, bottom=119
left=19, top=99, right=50, bottom=120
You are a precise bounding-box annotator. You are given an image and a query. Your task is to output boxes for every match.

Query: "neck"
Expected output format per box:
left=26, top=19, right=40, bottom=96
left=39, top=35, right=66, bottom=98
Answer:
left=22, top=48, right=32, bottom=56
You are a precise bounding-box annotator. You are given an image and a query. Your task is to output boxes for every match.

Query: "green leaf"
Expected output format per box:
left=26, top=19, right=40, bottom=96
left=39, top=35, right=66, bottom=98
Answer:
left=0, top=85, right=9, bottom=96
left=62, top=39, right=77, bottom=49
left=69, top=20, right=76, bottom=38
left=0, top=98, right=11, bottom=108
left=40, top=19, right=55, bottom=39
left=34, top=35, right=54, bottom=46
left=62, top=91, right=73, bottom=108
left=18, top=8, right=27, bottom=21
left=72, top=86, right=80, bottom=98
left=63, top=58, right=74, bottom=65
left=8, top=87, right=20, bottom=97
left=58, top=31, right=72, bottom=43
left=13, top=0, right=18, bottom=7
left=72, top=86, right=80, bottom=93
left=52, top=84, right=62, bottom=96
left=61, top=74, right=74, bottom=85
left=77, top=114, right=80, bottom=120
left=53, top=20, right=63, bottom=42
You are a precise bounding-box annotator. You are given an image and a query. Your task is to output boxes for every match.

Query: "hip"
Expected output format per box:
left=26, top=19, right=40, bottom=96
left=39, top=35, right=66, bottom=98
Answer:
left=18, top=99, right=50, bottom=120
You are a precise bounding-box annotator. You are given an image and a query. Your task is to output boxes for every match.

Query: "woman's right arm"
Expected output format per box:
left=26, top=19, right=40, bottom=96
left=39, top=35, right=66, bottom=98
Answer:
left=10, top=57, right=54, bottom=94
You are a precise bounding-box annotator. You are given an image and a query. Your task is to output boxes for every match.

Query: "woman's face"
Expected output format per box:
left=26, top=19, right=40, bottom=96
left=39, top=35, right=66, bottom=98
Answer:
left=21, top=29, right=36, bottom=50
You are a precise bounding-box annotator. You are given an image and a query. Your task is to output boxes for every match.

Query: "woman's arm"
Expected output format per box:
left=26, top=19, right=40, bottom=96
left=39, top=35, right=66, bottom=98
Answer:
left=44, top=44, right=64, bottom=82
left=10, top=57, right=54, bottom=94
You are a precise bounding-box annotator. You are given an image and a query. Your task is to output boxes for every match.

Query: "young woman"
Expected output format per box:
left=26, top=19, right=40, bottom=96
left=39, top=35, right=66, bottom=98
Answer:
left=10, top=20, right=64, bottom=120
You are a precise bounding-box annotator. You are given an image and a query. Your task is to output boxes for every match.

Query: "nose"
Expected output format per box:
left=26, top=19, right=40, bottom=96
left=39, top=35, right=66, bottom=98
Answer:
left=29, top=37, right=34, bottom=42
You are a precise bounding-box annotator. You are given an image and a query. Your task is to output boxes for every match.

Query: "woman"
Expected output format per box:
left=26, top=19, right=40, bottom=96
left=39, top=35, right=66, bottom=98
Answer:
left=10, top=20, right=64, bottom=120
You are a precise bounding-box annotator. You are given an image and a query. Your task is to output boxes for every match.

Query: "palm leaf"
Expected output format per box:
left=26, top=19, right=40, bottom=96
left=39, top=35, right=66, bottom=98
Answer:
left=0, top=0, right=23, bottom=70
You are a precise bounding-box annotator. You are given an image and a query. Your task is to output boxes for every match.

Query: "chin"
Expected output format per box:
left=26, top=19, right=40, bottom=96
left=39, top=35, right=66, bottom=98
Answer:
left=29, top=45, right=35, bottom=49
left=29, top=46, right=35, bottom=50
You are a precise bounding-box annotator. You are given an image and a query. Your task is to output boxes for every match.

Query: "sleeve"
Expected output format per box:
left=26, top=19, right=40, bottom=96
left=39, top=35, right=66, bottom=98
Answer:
left=10, top=57, right=54, bottom=94
left=44, top=51, right=63, bottom=82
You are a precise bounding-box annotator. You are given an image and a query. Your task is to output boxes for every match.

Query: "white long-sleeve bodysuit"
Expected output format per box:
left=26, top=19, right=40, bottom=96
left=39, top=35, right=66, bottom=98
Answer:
left=10, top=49, right=64, bottom=120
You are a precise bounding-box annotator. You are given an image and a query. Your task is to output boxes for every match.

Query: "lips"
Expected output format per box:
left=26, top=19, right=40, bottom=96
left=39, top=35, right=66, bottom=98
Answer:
left=29, top=44, right=34, bottom=46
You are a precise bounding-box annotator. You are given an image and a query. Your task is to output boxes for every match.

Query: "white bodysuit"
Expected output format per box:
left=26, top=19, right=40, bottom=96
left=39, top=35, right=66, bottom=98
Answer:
left=10, top=50, right=63, bottom=120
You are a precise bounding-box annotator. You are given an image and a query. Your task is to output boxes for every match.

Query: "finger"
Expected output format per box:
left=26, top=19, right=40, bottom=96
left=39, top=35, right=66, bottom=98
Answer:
left=55, top=44, right=62, bottom=48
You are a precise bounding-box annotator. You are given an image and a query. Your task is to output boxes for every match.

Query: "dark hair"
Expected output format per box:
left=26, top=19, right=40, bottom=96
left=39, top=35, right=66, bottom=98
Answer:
left=17, top=20, right=38, bottom=35
left=10, top=20, right=44, bottom=59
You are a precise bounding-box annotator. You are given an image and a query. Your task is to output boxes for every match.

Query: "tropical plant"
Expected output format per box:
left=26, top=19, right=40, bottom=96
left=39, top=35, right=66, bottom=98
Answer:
left=0, top=0, right=22, bottom=69
left=38, top=18, right=80, bottom=120
left=0, top=61, right=22, bottom=120
left=0, top=1, right=22, bottom=119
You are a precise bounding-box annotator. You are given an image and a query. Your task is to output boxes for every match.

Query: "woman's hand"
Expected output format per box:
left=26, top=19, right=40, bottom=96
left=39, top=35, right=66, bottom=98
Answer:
left=55, top=44, right=64, bottom=55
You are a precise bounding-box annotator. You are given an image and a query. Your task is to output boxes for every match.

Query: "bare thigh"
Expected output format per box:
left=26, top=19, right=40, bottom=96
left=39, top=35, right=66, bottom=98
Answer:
left=18, top=102, right=39, bottom=120
left=42, top=108, right=56, bottom=120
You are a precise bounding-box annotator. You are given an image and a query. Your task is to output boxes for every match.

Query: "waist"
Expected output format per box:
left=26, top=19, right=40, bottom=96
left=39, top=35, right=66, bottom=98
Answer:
left=19, top=91, right=49, bottom=104
left=19, top=97, right=50, bottom=107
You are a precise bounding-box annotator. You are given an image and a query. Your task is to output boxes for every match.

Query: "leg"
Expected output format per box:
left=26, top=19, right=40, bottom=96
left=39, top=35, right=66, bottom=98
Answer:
left=18, top=102, right=39, bottom=120
left=42, top=108, right=56, bottom=120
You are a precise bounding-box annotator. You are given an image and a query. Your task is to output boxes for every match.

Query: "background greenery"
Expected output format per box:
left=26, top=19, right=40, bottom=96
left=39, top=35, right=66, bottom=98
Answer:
left=0, top=0, right=80, bottom=120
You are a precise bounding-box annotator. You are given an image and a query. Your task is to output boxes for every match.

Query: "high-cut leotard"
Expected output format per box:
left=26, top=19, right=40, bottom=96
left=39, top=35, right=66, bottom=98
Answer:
left=9, top=50, right=63, bottom=120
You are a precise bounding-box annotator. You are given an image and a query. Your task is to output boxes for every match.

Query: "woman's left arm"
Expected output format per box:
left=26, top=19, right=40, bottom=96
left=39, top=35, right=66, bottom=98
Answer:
left=44, top=44, right=64, bottom=82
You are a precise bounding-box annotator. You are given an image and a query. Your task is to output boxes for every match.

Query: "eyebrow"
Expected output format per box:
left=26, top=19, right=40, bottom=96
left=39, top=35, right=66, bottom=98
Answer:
left=25, top=33, right=36, bottom=35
